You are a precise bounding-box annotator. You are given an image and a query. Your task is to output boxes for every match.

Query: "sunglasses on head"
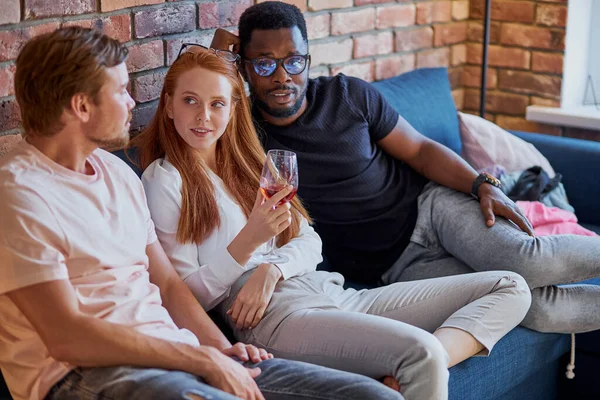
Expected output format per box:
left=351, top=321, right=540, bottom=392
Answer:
left=243, top=54, right=311, bottom=77
left=176, top=43, right=240, bottom=63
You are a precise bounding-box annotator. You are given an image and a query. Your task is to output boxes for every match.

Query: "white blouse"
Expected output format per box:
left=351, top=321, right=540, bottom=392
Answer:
left=141, top=158, right=323, bottom=311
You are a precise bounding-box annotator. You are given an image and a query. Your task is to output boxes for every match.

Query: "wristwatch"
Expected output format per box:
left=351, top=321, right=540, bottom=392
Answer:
left=471, top=172, right=502, bottom=200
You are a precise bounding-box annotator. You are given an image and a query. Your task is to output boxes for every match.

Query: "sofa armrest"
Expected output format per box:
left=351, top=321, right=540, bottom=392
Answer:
left=510, top=131, right=600, bottom=226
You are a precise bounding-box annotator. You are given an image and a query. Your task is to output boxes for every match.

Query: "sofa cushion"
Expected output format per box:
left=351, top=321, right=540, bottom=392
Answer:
left=372, top=67, right=462, bottom=154
left=459, top=112, right=556, bottom=177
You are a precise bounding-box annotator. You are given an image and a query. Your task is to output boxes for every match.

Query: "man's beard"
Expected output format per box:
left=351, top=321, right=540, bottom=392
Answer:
left=253, top=85, right=308, bottom=118
left=89, top=112, right=132, bottom=151
left=90, top=131, right=130, bottom=151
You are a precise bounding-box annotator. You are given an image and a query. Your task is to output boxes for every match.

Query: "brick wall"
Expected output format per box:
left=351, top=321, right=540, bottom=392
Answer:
left=464, top=0, right=569, bottom=136
left=0, top=0, right=469, bottom=139
left=1, top=0, right=593, bottom=142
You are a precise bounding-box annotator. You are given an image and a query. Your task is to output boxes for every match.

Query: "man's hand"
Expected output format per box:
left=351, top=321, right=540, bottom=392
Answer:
left=478, top=184, right=535, bottom=236
left=227, top=263, right=281, bottom=330
left=211, top=28, right=241, bottom=53
left=222, top=342, right=274, bottom=363
left=201, top=347, right=266, bottom=400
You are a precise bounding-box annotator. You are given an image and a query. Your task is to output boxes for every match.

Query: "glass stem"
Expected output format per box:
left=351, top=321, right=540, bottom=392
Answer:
left=266, top=236, right=276, bottom=255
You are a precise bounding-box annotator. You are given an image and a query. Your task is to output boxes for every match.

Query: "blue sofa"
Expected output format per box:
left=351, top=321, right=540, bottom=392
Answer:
left=371, top=68, right=600, bottom=400
left=1, top=68, right=599, bottom=400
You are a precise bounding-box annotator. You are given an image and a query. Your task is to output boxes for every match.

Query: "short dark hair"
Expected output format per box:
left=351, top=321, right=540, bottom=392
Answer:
left=15, top=26, right=128, bottom=136
left=238, top=1, right=308, bottom=58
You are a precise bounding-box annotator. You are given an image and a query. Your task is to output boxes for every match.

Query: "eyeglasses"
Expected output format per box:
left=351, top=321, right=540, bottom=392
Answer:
left=176, top=43, right=240, bottom=63
left=243, top=54, right=310, bottom=77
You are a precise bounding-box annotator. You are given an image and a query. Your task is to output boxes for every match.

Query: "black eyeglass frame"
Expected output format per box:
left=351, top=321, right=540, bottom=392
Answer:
left=243, top=54, right=311, bottom=77
left=176, top=43, right=241, bottom=63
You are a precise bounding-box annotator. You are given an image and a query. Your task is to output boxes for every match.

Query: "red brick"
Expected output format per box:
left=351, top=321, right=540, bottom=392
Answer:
left=463, top=88, right=480, bottom=111
left=165, top=32, right=213, bottom=65
left=532, top=52, right=563, bottom=74
left=470, top=0, right=535, bottom=23
left=62, top=14, right=131, bottom=43
left=500, top=24, right=564, bottom=51
left=216, top=0, right=253, bottom=28
left=495, top=115, right=561, bottom=136
left=432, top=1, right=452, bottom=22
left=0, top=0, right=20, bottom=25
left=376, top=4, right=415, bottom=29
left=332, top=8, right=375, bottom=35
left=311, top=38, right=353, bottom=65
left=135, top=4, right=196, bottom=39
left=101, top=0, right=163, bottom=12
left=537, top=4, right=567, bottom=27
left=433, top=22, right=467, bottom=46
left=354, top=32, right=393, bottom=59
left=308, top=66, right=330, bottom=79
left=132, top=70, right=167, bottom=103
left=375, top=53, right=415, bottom=81
left=199, top=3, right=219, bottom=29
left=395, top=26, right=433, bottom=52
left=467, top=44, right=530, bottom=70
left=257, top=0, right=307, bottom=13
left=452, top=0, right=469, bottom=21
left=331, top=61, right=374, bottom=82
left=0, top=22, right=60, bottom=62
left=415, top=2, right=432, bottom=25
left=416, top=47, right=450, bottom=69
left=468, top=21, right=500, bottom=44
left=0, top=99, right=21, bottom=131
left=0, top=64, right=16, bottom=97
left=24, top=0, right=94, bottom=19
left=498, top=70, right=562, bottom=98
left=452, top=88, right=464, bottom=109
left=126, top=40, right=164, bottom=73
left=130, top=102, right=158, bottom=133
left=531, top=97, right=560, bottom=108
left=448, top=67, right=462, bottom=88
left=306, top=13, right=330, bottom=40
left=308, top=0, right=352, bottom=11
left=462, top=65, right=497, bottom=88
left=488, top=92, right=529, bottom=115
left=451, top=44, right=466, bottom=66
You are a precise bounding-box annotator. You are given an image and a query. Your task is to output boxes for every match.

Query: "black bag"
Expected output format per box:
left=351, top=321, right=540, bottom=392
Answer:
left=507, top=166, right=562, bottom=202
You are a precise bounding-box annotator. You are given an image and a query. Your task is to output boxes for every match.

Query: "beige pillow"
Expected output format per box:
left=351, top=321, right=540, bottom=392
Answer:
left=459, top=112, right=556, bottom=177
left=0, top=134, right=22, bottom=159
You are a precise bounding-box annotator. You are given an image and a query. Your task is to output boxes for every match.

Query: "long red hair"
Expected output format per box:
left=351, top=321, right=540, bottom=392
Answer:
left=130, top=48, right=311, bottom=246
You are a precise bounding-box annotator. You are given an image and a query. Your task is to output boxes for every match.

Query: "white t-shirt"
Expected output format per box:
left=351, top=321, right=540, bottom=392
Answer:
left=141, top=158, right=323, bottom=311
left=0, top=142, right=199, bottom=400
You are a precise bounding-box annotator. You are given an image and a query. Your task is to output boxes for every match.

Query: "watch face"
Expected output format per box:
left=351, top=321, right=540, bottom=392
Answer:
left=483, top=173, right=501, bottom=187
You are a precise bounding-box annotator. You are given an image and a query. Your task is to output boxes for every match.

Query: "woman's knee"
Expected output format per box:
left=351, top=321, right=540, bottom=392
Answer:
left=402, top=332, right=450, bottom=374
left=493, top=272, right=532, bottom=307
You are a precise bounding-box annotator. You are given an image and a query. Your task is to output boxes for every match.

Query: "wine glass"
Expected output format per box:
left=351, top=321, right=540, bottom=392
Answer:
left=252, top=149, right=298, bottom=264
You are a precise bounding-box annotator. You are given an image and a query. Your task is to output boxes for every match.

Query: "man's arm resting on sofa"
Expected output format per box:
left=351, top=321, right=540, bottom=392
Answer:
left=378, top=116, right=534, bottom=234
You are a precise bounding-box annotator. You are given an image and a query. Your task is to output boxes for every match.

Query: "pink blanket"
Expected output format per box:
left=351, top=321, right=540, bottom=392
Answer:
left=517, top=201, right=598, bottom=237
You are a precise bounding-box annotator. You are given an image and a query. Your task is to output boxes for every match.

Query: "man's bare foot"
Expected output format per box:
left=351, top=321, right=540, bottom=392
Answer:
left=382, top=376, right=400, bottom=391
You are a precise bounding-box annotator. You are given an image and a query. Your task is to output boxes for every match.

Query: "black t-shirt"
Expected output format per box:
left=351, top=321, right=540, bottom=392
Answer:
left=253, top=75, right=427, bottom=284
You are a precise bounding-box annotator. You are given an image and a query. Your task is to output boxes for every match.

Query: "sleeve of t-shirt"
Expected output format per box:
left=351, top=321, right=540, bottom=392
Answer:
left=141, top=161, right=247, bottom=311
left=344, top=75, right=399, bottom=142
left=0, top=186, right=69, bottom=295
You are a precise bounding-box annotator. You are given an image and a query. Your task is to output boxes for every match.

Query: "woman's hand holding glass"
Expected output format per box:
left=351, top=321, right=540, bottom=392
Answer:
left=244, top=186, right=294, bottom=247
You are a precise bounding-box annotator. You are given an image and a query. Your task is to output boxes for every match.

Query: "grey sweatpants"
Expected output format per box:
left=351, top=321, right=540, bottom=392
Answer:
left=218, top=269, right=530, bottom=400
left=384, top=182, right=600, bottom=333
